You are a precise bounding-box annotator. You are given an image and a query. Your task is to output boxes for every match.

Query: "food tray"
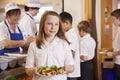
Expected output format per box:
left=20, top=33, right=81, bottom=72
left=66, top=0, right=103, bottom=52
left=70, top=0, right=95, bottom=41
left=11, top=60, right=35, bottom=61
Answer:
left=4, top=53, right=27, bottom=57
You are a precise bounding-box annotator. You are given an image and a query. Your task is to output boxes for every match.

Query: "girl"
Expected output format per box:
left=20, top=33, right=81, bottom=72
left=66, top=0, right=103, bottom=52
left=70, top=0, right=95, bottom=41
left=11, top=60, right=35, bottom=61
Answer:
left=25, top=11, right=74, bottom=80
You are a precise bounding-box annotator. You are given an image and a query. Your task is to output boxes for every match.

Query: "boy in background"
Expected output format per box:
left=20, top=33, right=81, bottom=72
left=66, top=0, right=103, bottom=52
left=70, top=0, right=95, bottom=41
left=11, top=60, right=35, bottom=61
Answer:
left=60, top=12, right=80, bottom=80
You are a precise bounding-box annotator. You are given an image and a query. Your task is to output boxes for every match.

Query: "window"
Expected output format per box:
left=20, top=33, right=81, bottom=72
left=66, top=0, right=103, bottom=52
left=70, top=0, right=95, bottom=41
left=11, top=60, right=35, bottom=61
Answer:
left=34, top=3, right=53, bottom=31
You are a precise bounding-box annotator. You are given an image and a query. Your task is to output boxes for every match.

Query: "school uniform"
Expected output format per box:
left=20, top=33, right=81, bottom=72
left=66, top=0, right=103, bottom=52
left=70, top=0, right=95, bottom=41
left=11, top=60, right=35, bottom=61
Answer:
left=79, top=34, right=96, bottom=80
left=25, top=36, right=74, bottom=80
left=0, top=19, right=23, bottom=55
left=65, top=28, right=80, bottom=80
left=19, top=12, right=37, bottom=38
left=113, top=27, right=120, bottom=80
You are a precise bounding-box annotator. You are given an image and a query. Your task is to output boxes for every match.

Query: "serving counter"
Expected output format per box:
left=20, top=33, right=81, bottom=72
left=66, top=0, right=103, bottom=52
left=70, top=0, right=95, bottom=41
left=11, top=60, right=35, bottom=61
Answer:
left=0, top=53, right=29, bottom=79
left=0, top=66, right=25, bottom=79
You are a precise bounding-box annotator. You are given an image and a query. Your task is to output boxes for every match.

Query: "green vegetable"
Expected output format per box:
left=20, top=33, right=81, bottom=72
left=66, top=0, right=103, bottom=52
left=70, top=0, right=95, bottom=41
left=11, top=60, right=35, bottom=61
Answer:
left=50, top=65, right=57, bottom=70
left=37, top=65, right=64, bottom=75
left=38, top=66, right=45, bottom=74
left=58, top=67, right=64, bottom=74
left=45, top=66, right=50, bottom=70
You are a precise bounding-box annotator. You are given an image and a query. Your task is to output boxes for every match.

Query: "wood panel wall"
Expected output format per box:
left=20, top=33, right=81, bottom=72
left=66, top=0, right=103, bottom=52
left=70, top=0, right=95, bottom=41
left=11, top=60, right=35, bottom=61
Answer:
left=101, top=0, right=112, bottom=49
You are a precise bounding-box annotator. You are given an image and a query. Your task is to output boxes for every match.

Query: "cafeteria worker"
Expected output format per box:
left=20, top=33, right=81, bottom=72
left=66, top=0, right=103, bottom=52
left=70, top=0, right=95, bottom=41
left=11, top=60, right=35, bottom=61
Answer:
left=0, top=2, right=34, bottom=55
left=19, top=0, right=40, bottom=37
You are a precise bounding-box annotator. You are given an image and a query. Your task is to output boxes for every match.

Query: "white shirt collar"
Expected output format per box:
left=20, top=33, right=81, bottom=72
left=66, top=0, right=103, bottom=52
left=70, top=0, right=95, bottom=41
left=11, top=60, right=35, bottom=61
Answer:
left=26, top=12, right=34, bottom=19
left=43, top=36, right=59, bottom=47
left=81, top=34, right=90, bottom=39
left=5, top=19, right=19, bottom=33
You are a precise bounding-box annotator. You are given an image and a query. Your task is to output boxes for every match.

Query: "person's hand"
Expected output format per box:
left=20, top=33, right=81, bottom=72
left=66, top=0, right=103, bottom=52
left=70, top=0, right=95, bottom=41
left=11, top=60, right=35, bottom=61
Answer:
left=34, top=67, right=41, bottom=76
left=106, top=51, right=114, bottom=57
left=0, top=41, right=6, bottom=49
left=80, top=55, right=88, bottom=61
left=23, top=35, right=34, bottom=47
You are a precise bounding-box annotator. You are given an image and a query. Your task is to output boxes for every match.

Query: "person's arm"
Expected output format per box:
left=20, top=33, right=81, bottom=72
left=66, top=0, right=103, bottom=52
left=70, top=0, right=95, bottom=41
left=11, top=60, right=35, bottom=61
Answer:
left=25, top=42, right=38, bottom=76
left=80, top=55, right=88, bottom=61
left=71, top=50, right=75, bottom=58
left=26, top=68, right=35, bottom=76
left=114, top=51, right=120, bottom=56
left=80, top=41, right=89, bottom=61
left=64, top=42, right=74, bottom=73
left=106, top=51, right=120, bottom=57
left=2, top=39, right=25, bottom=48
left=1, top=36, right=34, bottom=48
left=63, top=65, right=74, bottom=73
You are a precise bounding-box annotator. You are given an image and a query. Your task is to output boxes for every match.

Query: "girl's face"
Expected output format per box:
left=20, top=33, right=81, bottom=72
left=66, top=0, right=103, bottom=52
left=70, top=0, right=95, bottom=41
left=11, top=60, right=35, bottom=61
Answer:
left=44, top=15, right=59, bottom=38
left=112, top=16, right=120, bottom=27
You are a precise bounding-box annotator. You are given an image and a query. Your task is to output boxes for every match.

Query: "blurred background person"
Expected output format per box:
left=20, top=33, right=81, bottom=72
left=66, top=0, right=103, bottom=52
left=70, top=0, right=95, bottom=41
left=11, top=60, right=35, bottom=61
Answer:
left=106, top=9, right=120, bottom=80
left=60, top=12, right=80, bottom=80
left=0, top=2, right=34, bottom=55
left=77, top=21, right=96, bottom=80
left=19, top=0, right=40, bottom=38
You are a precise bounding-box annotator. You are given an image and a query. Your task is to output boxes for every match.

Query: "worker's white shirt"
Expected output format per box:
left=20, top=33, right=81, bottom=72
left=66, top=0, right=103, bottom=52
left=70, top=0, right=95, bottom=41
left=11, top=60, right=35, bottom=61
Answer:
left=65, top=28, right=81, bottom=77
left=19, top=12, right=37, bottom=39
left=25, top=36, right=74, bottom=80
left=80, top=34, right=96, bottom=62
left=0, top=19, right=20, bottom=41
left=113, top=27, right=120, bottom=65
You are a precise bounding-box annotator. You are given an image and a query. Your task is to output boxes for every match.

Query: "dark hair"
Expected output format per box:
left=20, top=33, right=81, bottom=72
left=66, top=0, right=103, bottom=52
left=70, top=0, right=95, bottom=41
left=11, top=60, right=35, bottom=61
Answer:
left=36, top=11, right=70, bottom=48
left=6, top=9, right=21, bottom=17
left=59, top=11, right=73, bottom=24
left=24, top=6, right=39, bottom=11
left=77, top=20, right=92, bottom=33
left=24, top=6, right=29, bottom=11
left=111, top=9, right=120, bottom=19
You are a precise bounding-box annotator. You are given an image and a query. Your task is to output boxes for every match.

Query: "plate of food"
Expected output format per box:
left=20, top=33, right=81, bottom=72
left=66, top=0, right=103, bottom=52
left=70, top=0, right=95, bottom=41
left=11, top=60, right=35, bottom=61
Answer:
left=37, top=65, right=65, bottom=76
left=4, top=53, right=27, bottom=57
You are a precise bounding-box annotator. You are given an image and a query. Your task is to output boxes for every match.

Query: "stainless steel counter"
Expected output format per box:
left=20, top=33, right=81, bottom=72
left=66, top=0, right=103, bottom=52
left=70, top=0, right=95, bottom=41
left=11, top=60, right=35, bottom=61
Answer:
left=0, top=53, right=27, bottom=79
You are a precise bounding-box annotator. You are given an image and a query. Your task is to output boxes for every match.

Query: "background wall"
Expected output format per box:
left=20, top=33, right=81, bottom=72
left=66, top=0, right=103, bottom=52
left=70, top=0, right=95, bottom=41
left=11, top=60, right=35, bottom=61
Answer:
left=101, top=0, right=112, bottom=49
left=0, top=0, right=62, bottom=13
left=64, top=0, right=84, bottom=27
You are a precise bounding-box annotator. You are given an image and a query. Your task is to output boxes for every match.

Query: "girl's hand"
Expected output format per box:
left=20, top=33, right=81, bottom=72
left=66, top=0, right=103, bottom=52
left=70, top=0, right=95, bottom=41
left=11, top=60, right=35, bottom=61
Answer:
left=34, top=67, right=40, bottom=76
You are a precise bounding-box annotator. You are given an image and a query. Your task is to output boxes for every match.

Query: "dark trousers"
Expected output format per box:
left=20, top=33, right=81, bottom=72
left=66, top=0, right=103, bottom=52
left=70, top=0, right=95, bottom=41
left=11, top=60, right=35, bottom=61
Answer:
left=114, top=64, right=120, bottom=80
left=67, top=77, right=78, bottom=80
left=78, top=60, right=93, bottom=80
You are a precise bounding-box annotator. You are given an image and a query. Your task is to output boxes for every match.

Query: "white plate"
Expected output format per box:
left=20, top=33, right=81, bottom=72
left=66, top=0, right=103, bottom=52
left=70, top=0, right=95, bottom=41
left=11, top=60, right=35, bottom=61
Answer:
left=38, top=73, right=65, bottom=77
left=38, top=71, right=67, bottom=77
left=99, top=52, right=105, bottom=54
left=4, top=53, right=27, bottom=57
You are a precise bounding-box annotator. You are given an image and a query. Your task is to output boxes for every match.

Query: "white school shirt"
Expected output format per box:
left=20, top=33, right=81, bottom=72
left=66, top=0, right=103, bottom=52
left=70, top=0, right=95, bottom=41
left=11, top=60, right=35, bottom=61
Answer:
left=80, top=34, right=96, bottom=62
left=113, top=27, right=120, bottom=65
left=19, top=12, right=37, bottom=39
left=0, top=19, right=20, bottom=41
left=65, top=28, right=81, bottom=77
left=25, top=36, right=74, bottom=80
